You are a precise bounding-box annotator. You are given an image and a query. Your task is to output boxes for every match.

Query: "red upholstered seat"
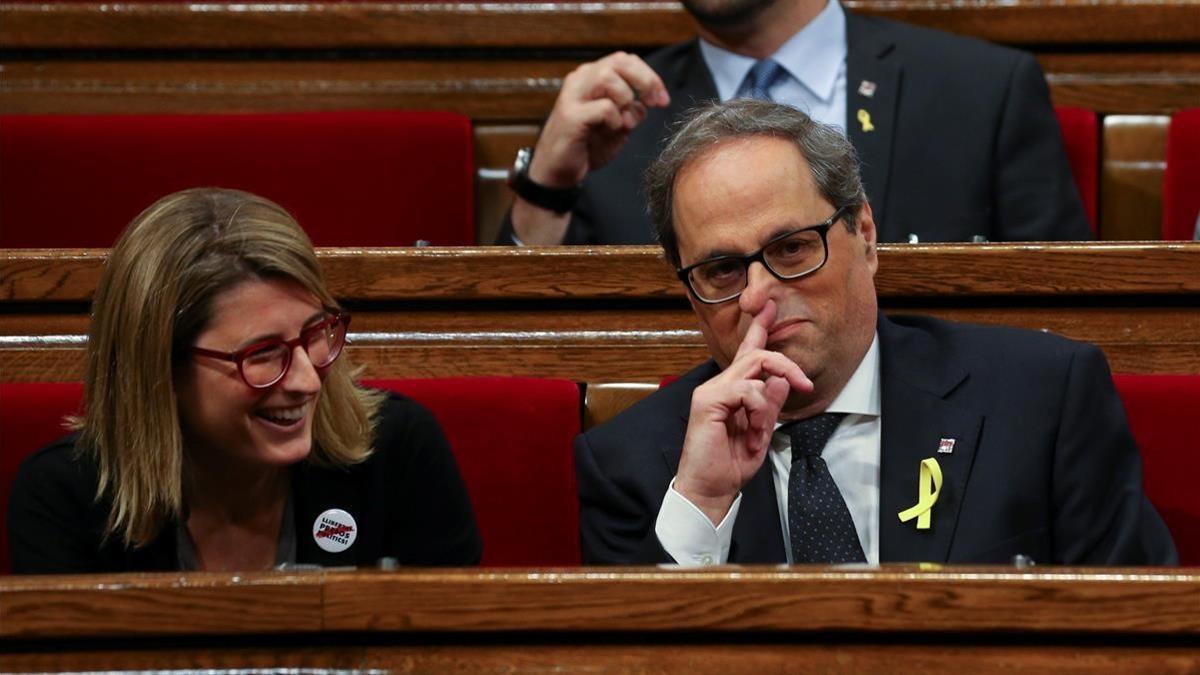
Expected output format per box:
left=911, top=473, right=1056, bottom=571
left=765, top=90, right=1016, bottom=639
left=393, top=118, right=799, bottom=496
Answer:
left=0, top=378, right=580, bottom=573
left=0, top=111, right=474, bottom=248
left=1054, top=107, right=1099, bottom=234
left=363, top=377, right=581, bottom=567
left=0, top=382, right=84, bottom=575
left=1114, top=374, right=1200, bottom=566
left=1162, top=108, right=1200, bottom=240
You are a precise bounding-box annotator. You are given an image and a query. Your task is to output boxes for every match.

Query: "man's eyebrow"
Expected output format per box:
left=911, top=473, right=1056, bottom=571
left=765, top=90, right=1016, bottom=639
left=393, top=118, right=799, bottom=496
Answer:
left=690, top=223, right=804, bottom=263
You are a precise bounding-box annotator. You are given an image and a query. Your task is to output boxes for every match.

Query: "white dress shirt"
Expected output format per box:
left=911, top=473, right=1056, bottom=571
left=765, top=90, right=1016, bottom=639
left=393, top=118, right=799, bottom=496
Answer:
left=697, top=0, right=848, bottom=132
left=656, top=334, right=882, bottom=565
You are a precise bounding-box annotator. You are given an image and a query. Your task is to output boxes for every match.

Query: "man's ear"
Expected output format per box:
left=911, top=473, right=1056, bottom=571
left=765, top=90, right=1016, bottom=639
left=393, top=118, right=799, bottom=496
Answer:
left=857, top=201, right=879, bottom=270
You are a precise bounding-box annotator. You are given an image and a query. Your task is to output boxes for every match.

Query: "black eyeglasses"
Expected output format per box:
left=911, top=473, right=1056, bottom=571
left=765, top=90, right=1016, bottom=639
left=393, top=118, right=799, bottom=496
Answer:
left=676, top=207, right=848, bottom=304
left=192, top=312, right=350, bottom=389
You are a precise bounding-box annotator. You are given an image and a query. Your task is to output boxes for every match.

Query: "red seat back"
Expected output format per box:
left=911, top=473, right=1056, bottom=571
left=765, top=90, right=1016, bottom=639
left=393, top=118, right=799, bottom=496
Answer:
left=0, top=382, right=84, bottom=575
left=364, top=377, right=581, bottom=567
left=1054, top=107, right=1099, bottom=233
left=1114, top=374, right=1200, bottom=565
left=0, top=111, right=475, bottom=248
left=1162, top=108, right=1200, bottom=241
left=1, top=378, right=580, bottom=572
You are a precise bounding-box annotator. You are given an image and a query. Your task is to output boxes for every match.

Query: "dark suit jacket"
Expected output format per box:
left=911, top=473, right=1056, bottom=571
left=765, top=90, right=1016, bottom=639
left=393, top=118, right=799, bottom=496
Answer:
left=8, top=393, right=482, bottom=573
left=500, top=11, right=1091, bottom=245
left=575, top=314, right=1177, bottom=565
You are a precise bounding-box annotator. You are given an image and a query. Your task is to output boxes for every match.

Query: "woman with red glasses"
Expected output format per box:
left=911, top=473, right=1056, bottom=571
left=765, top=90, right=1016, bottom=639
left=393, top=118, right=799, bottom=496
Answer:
left=8, top=188, right=481, bottom=573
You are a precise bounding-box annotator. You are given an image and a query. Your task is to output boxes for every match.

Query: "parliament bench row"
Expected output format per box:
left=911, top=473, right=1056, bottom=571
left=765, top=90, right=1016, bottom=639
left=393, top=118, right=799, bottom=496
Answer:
left=2, top=107, right=1198, bottom=247
left=2, top=374, right=1197, bottom=573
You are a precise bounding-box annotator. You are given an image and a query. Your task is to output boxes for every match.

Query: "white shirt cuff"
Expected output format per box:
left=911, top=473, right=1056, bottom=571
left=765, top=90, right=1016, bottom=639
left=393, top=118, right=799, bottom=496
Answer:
left=654, top=478, right=741, bottom=566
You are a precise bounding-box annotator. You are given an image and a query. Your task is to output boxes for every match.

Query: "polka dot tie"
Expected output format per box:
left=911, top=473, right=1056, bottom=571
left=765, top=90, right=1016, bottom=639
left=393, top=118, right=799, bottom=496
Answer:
left=742, top=59, right=786, bottom=102
left=782, top=413, right=867, bottom=564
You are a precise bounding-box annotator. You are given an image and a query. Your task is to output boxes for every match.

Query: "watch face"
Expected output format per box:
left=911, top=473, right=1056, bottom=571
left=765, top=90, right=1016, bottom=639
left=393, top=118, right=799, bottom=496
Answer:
left=509, top=147, right=533, bottom=186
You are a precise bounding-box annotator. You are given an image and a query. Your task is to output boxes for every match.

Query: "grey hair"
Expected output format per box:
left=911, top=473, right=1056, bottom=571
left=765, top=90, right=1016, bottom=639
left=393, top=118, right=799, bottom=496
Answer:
left=645, top=99, right=867, bottom=268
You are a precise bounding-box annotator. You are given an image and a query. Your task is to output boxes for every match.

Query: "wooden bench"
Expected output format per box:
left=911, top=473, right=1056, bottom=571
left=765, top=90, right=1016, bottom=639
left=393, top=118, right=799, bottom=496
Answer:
left=3, top=243, right=1198, bottom=383
left=2, top=567, right=1198, bottom=672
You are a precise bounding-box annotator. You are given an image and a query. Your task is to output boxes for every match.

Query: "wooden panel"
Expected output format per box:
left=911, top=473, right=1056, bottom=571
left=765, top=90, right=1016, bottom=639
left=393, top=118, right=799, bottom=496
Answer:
left=5, top=55, right=1198, bottom=119
left=0, top=571, right=322, bottom=638
left=584, top=382, right=658, bottom=429
left=6, top=244, right=1200, bottom=303
left=3, top=245, right=1199, bottom=381
left=2, top=567, right=1198, bottom=639
left=0, top=60, right=573, bottom=120
left=4, top=643, right=1199, bottom=674
left=2, top=569, right=1198, bottom=673
left=475, top=124, right=537, bottom=244
left=323, top=567, right=1200, bottom=633
left=1102, top=116, right=1171, bottom=241
left=3, top=1, right=1199, bottom=50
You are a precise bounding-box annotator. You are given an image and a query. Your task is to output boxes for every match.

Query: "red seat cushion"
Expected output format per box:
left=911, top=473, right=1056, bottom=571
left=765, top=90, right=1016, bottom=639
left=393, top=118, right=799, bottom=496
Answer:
left=0, top=110, right=474, bottom=247
left=1162, top=108, right=1200, bottom=241
left=0, top=382, right=84, bottom=574
left=1054, top=107, right=1099, bottom=234
left=364, top=377, right=581, bottom=566
left=1114, top=374, right=1200, bottom=565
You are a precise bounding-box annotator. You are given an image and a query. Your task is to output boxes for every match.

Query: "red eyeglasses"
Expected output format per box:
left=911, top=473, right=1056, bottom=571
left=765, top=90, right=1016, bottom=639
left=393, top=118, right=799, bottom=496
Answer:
left=191, top=312, right=350, bottom=389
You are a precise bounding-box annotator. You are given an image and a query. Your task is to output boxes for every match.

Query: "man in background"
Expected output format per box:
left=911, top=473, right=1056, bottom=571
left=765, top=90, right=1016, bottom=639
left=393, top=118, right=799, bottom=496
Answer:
left=500, top=0, right=1091, bottom=245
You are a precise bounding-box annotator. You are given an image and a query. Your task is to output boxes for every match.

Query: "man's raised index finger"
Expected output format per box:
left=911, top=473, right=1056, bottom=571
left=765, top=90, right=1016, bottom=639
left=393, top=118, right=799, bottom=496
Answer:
left=735, top=299, right=776, bottom=359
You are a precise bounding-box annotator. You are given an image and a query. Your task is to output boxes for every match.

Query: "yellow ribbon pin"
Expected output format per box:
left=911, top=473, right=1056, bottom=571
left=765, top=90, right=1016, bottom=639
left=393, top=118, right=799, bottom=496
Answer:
left=898, top=457, right=943, bottom=530
left=857, top=109, right=875, bottom=132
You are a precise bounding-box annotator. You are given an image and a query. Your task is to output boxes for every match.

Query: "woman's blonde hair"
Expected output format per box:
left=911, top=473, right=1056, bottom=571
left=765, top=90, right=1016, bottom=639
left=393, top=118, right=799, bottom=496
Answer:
left=79, top=187, right=384, bottom=548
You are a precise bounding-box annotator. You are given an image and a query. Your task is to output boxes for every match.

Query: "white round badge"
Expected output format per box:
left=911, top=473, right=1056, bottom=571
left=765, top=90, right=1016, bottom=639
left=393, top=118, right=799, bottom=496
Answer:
left=312, top=508, right=358, bottom=553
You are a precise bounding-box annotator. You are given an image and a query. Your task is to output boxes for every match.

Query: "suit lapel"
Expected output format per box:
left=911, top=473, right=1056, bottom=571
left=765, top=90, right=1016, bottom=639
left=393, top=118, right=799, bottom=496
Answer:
left=672, top=40, right=721, bottom=111
left=845, top=13, right=901, bottom=239
left=877, top=315, right=983, bottom=563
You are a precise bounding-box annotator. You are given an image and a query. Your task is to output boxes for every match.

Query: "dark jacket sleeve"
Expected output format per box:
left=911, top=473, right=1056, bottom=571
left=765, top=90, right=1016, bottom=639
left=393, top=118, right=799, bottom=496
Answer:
left=575, top=432, right=675, bottom=565
left=1051, top=344, right=1178, bottom=565
left=495, top=208, right=599, bottom=245
left=992, top=52, right=1093, bottom=242
left=7, top=436, right=107, bottom=574
left=374, top=395, right=483, bottom=565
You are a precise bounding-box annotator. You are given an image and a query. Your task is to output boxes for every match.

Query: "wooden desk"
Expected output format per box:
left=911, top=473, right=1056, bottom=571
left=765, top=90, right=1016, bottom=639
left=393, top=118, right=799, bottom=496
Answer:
left=2, top=567, right=1198, bottom=672
left=2, top=243, right=1198, bottom=383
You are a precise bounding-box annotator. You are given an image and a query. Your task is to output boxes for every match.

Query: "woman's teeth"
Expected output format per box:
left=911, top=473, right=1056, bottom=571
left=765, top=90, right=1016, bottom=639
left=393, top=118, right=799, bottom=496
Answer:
left=258, top=404, right=305, bottom=424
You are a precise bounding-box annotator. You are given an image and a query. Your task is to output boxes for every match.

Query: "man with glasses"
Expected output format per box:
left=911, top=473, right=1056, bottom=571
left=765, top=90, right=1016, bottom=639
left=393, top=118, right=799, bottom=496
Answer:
left=575, top=99, right=1175, bottom=567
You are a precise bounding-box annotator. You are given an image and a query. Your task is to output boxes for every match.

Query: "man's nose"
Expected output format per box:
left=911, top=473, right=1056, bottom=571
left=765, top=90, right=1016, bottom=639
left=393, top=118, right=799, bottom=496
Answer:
left=738, top=261, right=779, bottom=316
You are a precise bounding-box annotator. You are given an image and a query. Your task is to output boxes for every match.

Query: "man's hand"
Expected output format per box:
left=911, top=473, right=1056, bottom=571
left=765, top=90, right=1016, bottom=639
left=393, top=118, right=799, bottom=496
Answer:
left=675, top=300, right=813, bottom=525
left=512, top=52, right=670, bottom=245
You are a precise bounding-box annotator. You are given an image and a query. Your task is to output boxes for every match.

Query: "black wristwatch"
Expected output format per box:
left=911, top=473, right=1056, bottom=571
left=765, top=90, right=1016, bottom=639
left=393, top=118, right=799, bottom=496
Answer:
left=508, top=147, right=582, bottom=214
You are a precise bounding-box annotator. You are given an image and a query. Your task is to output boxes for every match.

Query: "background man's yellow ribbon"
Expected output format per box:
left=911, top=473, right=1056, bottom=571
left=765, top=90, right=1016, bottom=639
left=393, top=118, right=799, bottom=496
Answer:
left=898, top=457, right=943, bottom=530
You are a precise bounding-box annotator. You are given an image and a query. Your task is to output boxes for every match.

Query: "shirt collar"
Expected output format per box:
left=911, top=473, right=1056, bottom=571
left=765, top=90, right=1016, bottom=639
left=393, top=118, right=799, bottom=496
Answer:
left=825, top=331, right=881, bottom=417
left=698, top=0, right=847, bottom=103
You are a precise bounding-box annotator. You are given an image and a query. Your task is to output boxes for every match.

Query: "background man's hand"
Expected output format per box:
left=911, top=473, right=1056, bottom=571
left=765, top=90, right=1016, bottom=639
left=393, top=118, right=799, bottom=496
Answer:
left=674, top=300, right=814, bottom=525
left=512, top=52, right=670, bottom=245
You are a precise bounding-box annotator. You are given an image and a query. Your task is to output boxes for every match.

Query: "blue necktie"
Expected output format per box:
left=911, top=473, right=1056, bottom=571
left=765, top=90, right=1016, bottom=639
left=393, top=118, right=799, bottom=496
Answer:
left=782, top=413, right=867, bottom=564
left=742, top=59, right=786, bottom=102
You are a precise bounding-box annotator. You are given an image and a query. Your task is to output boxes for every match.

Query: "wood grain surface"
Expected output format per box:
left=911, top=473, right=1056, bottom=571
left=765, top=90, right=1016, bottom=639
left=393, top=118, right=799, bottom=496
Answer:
left=3, top=1, right=1199, bottom=50
left=3, top=244, right=1198, bottom=381
left=2, top=567, right=1198, bottom=640
left=4, top=244, right=1200, bottom=302
left=4, top=643, right=1199, bottom=674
